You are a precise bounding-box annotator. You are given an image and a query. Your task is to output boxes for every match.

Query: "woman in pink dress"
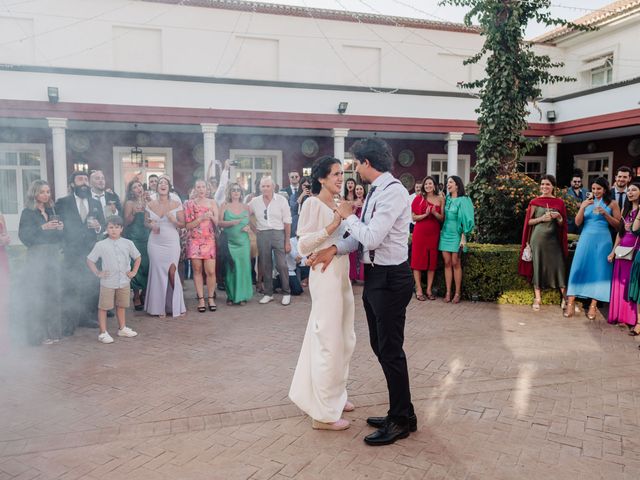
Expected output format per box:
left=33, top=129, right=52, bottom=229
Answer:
left=0, top=213, right=10, bottom=352
left=184, top=179, right=219, bottom=312
left=607, top=182, right=640, bottom=327
left=411, top=176, right=444, bottom=301
left=349, top=184, right=366, bottom=283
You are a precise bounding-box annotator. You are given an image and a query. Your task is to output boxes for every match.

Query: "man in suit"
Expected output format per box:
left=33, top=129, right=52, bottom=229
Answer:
left=567, top=170, right=587, bottom=234
left=312, top=138, right=416, bottom=446
left=283, top=171, right=301, bottom=235
left=90, top=170, right=122, bottom=218
left=55, top=171, right=106, bottom=334
left=612, top=166, right=632, bottom=212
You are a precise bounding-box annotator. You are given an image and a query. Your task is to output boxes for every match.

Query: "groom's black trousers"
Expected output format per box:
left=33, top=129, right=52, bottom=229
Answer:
left=363, top=261, right=415, bottom=425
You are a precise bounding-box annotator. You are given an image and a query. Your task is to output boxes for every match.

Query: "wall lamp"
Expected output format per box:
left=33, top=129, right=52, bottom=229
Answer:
left=47, top=87, right=59, bottom=104
left=337, top=101, right=348, bottom=114
left=546, top=110, right=557, bottom=122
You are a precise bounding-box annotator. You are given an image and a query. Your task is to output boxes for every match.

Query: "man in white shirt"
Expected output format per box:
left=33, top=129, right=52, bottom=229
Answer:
left=249, top=176, right=293, bottom=305
left=312, top=138, right=416, bottom=446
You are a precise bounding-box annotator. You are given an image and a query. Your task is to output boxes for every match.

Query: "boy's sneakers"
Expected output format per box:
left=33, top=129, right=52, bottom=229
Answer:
left=98, top=332, right=114, bottom=344
left=259, top=295, right=274, bottom=304
left=281, top=295, right=291, bottom=306
left=117, top=327, right=138, bottom=338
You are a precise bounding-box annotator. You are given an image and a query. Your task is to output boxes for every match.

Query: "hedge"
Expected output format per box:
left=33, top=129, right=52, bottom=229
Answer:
left=426, top=242, right=567, bottom=305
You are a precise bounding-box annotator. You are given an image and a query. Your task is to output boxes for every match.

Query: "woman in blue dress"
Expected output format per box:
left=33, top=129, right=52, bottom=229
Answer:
left=565, top=177, right=621, bottom=319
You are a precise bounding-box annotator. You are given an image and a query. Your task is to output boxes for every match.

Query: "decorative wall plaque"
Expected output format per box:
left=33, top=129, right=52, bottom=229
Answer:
left=398, top=149, right=415, bottom=167
left=301, top=139, right=319, bottom=158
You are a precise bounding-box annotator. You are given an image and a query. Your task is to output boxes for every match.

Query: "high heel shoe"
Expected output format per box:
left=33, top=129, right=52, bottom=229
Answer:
left=443, top=293, right=451, bottom=303
left=587, top=305, right=598, bottom=320
left=452, top=294, right=461, bottom=304
left=208, top=296, right=217, bottom=312
left=563, top=301, right=575, bottom=318
left=196, top=296, right=206, bottom=313
left=312, top=418, right=350, bottom=431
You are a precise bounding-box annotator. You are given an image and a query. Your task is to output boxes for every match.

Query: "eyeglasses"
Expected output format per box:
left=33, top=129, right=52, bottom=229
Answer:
left=230, top=188, right=242, bottom=192
left=263, top=209, right=268, bottom=220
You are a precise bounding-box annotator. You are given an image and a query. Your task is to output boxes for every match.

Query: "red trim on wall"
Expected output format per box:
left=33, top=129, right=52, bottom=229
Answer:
left=0, top=99, right=637, bottom=137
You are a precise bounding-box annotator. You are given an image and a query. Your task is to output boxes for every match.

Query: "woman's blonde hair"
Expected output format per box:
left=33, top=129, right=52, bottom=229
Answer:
left=25, top=180, right=53, bottom=210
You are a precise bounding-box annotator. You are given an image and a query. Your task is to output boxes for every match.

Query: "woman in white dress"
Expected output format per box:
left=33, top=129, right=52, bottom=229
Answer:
left=289, top=156, right=356, bottom=431
left=144, top=176, right=187, bottom=317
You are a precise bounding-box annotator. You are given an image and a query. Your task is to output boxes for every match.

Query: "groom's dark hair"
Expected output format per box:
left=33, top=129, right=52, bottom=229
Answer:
left=350, top=138, right=393, bottom=173
left=310, top=156, right=341, bottom=195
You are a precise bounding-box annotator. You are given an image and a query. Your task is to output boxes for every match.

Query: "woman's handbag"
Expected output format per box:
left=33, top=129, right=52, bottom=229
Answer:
left=522, top=243, right=533, bottom=262
left=614, top=237, right=639, bottom=260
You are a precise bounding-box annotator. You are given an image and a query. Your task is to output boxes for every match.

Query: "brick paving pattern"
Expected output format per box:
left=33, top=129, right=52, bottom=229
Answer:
left=1, top=285, right=640, bottom=479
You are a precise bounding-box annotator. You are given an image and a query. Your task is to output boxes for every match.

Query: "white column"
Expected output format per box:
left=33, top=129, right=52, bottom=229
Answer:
left=47, top=117, right=68, bottom=200
left=545, top=136, right=562, bottom=175
left=332, top=128, right=350, bottom=164
left=445, top=132, right=463, bottom=178
left=201, top=123, right=218, bottom=180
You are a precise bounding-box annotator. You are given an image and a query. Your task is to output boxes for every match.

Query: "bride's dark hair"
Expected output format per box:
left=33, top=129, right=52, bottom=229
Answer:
left=311, top=155, right=341, bottom=194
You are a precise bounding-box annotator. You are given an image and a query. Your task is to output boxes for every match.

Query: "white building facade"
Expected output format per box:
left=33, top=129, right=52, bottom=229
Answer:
left=0, top=0, right=639, bottom=237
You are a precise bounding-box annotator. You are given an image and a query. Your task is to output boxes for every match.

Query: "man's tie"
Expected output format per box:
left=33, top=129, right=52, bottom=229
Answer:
left=357, top=186, right=377, bottom=260
left=78, top=198, right=88, bottom=222
left=619, top=192, right=625, bottom=209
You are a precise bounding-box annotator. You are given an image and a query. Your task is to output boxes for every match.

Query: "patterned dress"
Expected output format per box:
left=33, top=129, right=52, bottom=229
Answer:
left=184, top=200, right=216, bottom=260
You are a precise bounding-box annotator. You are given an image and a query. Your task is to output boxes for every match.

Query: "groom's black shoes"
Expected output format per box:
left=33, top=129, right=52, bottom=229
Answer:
left=364, top=419, right=411, bottom=446
left=366, top=414, right=417, bottom=432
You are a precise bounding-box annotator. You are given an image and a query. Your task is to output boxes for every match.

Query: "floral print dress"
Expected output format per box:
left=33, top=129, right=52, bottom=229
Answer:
left=184, top=200, right=216, bottom=260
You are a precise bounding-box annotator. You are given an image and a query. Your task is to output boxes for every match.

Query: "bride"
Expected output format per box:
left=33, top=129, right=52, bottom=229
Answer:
left=289, top=156, right=356, bottom=431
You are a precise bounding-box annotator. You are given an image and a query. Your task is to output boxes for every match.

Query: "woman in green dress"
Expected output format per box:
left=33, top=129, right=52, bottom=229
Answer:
left=219, top=183, right=253, bottom=305
left=518, top=175, right=568, bottom=311
left=438, top=175, right=475, bottom=304
left=124, top=179, right=150, bottom=310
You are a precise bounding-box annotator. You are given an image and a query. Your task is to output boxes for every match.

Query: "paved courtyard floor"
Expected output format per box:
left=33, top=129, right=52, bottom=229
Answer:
left=1, top=285, right=640, bottom=480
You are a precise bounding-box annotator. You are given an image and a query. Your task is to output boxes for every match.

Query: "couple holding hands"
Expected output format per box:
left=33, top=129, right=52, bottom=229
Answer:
left=288, top=138, right=417, bottom=446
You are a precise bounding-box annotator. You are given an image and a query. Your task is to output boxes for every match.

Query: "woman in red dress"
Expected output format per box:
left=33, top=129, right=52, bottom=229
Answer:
left=411, top=176, right=444, bottom=300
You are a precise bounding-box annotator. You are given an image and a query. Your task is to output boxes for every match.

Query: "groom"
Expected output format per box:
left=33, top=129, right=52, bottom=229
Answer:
left=311, top=138, right=416, bottom=446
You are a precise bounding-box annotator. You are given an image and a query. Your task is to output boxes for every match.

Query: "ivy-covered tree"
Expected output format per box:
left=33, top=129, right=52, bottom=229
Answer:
left=440, top=0, right=592, bottom=243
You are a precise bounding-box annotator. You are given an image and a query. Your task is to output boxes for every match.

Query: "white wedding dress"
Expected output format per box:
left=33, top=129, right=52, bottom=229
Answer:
left=289, top=197, right=356, bottom=423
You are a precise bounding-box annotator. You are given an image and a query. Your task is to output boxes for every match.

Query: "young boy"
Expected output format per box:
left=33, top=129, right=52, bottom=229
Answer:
left=87, top=215, right=141, bottom=344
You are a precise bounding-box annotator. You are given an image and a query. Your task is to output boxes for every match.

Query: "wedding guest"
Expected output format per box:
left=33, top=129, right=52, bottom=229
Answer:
left=344, top=178, right=357, bottom=202
left=249, top=176, right=292, bottom=306
left=123, top=179, right=150, bottom=310
left=18, top=180, right=64, bottom=345
left=90, top=170, right=122, bottom=218
left=411, top=176, right=444, bottom=301
left=518, top=175, right=568, bottom=311
left=145, top=176, right=186, bottom=317
left=565, top=177, right=621, bottom=319
left=55, top=171, right=105, bottom=334
left=296, top=176, right=313, bottom=213
left=408, top=180, right=422, bottom=233
left=607, top=182, right=640, bottom=327
left=349, top=184, right=367, bottom=283
left=567, top=171, right=587, bottom=234
left=283, top=170, right=302, bottom=235
left=0, top=213, right=11, bottom=352
left=219, top=183, right=253, bottom=306
left=610, top=166, right=632, bottom=241
left=87, top=215, right=141, bottom=344
left=184, top=179, right=219, bottom=312
left=438, top=176, right=475, bottom=304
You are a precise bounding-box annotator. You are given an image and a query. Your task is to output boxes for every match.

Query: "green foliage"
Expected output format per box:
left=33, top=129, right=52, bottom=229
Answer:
left=470, top=172, right=539, bottom=243
left=439, top=0, right=593, bottom=243
left=430, top=243, right=563, bottom=304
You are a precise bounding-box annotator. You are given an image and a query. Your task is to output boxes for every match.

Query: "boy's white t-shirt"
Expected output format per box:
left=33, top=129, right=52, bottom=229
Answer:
left=87, top=237, right=141, bottom=289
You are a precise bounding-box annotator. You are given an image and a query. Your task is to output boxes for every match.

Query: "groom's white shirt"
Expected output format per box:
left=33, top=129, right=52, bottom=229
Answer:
left=336, top=172, right=411, bottom=266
